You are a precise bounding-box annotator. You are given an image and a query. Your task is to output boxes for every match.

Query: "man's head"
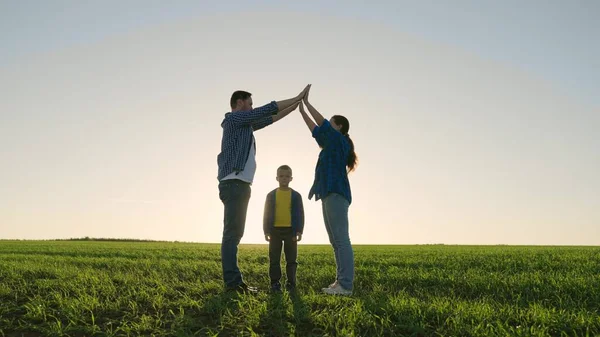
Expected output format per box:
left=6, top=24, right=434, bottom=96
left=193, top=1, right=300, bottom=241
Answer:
left=276, top=165, right=293, bottom=188
left=230, top=90, right=253, bottom=111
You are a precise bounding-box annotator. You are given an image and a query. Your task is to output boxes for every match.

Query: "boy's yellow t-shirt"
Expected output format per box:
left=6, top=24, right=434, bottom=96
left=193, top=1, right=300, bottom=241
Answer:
left=274, top=188, right=292, bottom=227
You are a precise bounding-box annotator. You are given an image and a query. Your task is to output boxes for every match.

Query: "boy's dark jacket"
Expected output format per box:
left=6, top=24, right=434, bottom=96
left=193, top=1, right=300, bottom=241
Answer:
left=263, top=188, right=305, bottom=235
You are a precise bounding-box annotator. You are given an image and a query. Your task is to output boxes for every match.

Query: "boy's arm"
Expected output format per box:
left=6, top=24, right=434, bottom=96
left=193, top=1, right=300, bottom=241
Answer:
left=297, top=192, right=305, bottom=235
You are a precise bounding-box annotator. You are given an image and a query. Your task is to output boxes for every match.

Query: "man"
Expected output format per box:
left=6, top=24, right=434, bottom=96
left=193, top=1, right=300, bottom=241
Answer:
left=217, top=84, right=310, bottom=293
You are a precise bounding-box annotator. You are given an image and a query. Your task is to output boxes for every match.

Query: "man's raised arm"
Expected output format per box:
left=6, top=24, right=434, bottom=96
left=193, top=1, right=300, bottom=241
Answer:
left=276, top=84, right=311, bottom=112
left=272, top=101, right=300, bottom=123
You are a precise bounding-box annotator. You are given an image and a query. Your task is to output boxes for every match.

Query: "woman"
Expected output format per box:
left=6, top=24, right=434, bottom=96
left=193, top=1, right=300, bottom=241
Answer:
left=298, top=87, right=358, bottom=296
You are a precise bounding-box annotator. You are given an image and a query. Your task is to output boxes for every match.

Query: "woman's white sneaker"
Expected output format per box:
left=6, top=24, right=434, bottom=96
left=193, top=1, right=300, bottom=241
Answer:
left=322, top=283, right=352, bottom=296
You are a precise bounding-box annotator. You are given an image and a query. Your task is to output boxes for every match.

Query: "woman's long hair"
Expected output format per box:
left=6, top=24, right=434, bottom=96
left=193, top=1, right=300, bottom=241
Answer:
left=332, top=115, right=358, bottom=172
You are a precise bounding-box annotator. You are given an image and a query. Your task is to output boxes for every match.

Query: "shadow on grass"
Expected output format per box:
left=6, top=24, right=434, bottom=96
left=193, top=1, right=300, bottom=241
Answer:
left=255, top=289, right=319, bottom=337
left=167, top=290, right=243, bottom=336
left=258, top=291, right=289, bottom=337
left=289, top=290, right=318, bottom=336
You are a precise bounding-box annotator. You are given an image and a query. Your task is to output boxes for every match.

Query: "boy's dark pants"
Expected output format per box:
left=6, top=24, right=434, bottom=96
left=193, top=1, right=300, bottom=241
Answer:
left=269, top=227, right=297, bottom=286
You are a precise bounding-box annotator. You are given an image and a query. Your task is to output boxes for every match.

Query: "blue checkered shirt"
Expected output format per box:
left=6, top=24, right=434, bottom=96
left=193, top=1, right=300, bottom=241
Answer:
left=217, top=101, right=278, bottom=181
left=308, top=119, right=352, bottom=204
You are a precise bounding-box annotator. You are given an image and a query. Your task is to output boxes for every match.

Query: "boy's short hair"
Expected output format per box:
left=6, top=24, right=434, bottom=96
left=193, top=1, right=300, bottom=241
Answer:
left=277, top=165, right=292, bottom=175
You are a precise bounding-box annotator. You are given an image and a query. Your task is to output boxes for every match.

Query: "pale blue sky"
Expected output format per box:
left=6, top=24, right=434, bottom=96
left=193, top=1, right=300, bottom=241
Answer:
left=2, top=1, right=598, bottom=104
left=1, top=1, right=598, bottom=244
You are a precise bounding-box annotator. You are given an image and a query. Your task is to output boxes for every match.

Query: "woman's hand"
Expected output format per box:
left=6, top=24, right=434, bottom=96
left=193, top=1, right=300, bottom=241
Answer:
left=299, top=101, right=306, bottom=114
left=303, top=84, right=311, bottom=102
left=298, top=84, right=311, bottom=101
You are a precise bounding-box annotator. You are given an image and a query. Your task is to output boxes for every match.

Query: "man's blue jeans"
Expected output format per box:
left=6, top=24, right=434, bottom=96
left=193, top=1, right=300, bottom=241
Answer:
left=219, top=179, right=251, bottom=288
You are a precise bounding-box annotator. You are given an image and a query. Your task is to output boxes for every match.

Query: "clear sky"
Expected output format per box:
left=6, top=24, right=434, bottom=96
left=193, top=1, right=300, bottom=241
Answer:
left=1, top=1, right=598, bottom=245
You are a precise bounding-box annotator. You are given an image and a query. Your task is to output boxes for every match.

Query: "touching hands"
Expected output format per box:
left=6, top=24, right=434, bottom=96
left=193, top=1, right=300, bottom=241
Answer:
left=298, top=84, right=311, bottom=101
left=303, top=84, right=311, bottom=102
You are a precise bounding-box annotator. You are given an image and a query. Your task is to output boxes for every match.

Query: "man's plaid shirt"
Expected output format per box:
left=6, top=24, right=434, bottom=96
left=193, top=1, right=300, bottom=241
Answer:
left=217, top=101, right=278, bottom=181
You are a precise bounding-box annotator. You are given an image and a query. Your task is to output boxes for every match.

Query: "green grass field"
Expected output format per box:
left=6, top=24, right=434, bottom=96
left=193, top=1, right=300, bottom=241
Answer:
left=1, top=241, right=599, bottom=337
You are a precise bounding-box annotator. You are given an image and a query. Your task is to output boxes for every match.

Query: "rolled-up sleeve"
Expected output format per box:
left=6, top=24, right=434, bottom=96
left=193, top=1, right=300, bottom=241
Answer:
left=227, top=101, right=278, bottom=126
left=251, top=115, right=274, bottom=131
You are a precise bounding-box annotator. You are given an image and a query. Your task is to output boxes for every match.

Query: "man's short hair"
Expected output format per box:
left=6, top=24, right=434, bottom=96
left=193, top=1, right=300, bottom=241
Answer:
left=230, top=91, right=252, bottom=109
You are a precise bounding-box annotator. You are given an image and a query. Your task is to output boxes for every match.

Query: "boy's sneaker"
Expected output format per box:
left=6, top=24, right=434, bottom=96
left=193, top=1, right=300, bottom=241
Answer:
left=322, top=283, right=352, bottom=296
left=270, top=283, right=282, bottom=293
left=285, top=283, right=296, bottom=292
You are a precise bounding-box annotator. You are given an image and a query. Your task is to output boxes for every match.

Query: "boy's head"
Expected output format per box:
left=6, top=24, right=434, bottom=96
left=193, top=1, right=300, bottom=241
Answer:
left=276, top=165, right=293, bottom=188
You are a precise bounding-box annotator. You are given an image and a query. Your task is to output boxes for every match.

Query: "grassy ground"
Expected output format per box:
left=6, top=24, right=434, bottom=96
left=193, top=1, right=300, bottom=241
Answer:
left=0, top=241, right=599, bottom=336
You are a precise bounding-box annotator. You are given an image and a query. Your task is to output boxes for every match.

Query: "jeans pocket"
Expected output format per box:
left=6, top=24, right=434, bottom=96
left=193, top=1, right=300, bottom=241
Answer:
left=219, top=183, right=230, bottom=201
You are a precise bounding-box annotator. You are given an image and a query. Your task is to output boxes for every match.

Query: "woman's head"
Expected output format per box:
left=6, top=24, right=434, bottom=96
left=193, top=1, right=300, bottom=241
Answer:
left=331, top=115, right=358, bottom=172
left=330, top=115, right=349, bottom=135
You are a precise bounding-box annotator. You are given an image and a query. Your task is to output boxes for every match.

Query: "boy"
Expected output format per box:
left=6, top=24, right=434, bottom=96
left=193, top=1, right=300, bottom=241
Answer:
left=263, top=165, right=305, bottom=292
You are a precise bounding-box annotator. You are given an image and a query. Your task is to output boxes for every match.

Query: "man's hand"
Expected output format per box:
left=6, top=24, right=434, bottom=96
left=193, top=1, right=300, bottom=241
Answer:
left=272, top=101, right=300, bottom=122
left=294, top=233, right=302, bottom=242
left=265, top=234, right=271, bottom=242
left=298, top=84, right=311, bottom=101
left=299, top=101, right=306, bottom=114
left=275, top=84, right=311, bottom=113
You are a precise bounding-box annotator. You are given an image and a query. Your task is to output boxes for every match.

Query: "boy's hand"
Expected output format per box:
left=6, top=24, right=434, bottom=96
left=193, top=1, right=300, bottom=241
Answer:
left=294, top=233, right=302, bottom=242
left=299, top=101, right=306, bottom=114
left=265, top=234, right=271, bottom=242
